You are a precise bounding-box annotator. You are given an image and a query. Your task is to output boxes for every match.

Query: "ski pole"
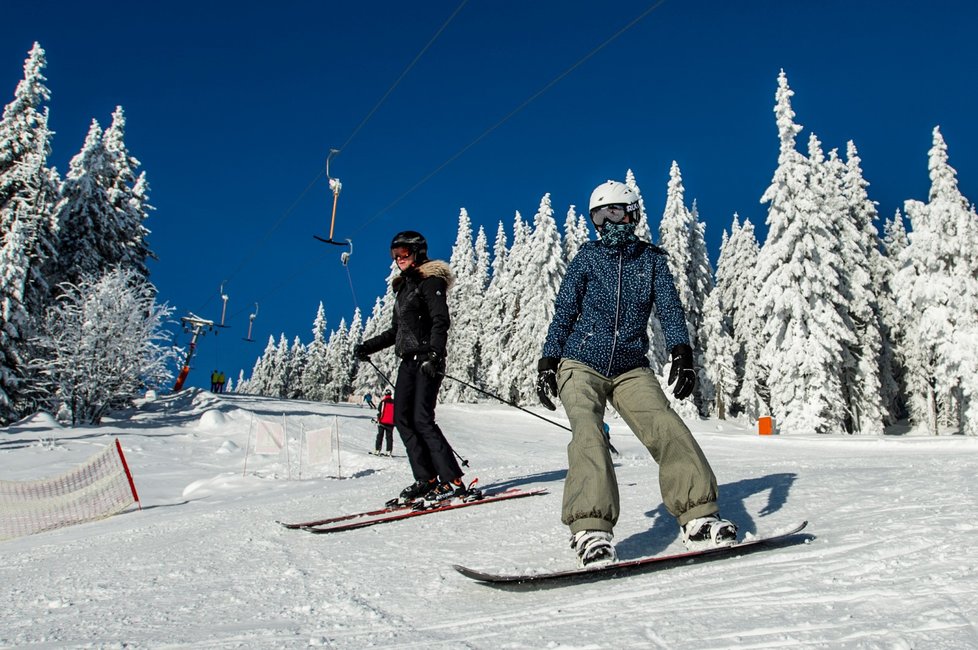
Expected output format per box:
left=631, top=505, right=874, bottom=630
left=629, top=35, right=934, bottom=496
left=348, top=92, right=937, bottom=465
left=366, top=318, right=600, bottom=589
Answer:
left=364, top=358, right=395, bottom=388
left=442, top=373, right=572, bottom=433
left=443, top=372, right=620, bottom=455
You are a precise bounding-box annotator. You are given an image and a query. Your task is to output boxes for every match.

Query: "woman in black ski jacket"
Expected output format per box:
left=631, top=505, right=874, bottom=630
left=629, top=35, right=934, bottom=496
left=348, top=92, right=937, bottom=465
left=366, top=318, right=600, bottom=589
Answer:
left=354, top=231, right=468, bottom=504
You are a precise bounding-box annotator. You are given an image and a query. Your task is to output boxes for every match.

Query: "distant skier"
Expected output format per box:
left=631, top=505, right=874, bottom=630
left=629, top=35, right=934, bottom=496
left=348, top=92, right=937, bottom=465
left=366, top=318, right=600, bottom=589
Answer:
left=354, top=231, right=469, bottom=504
left=363, top=393, right=375, bottom=409
left=536, top=180, right=736, bottom=568
left=374, top=389, right=395, bottom=456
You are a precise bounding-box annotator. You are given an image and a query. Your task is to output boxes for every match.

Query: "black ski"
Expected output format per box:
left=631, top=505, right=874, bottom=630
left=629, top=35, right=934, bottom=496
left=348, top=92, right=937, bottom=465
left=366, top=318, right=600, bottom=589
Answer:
left=454, top=521, right=810, bottom=588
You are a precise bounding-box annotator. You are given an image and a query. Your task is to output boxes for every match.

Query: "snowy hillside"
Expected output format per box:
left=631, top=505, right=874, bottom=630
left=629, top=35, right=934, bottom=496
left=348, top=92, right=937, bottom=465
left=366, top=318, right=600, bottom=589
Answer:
left=2, top=390, right=978, bottom=648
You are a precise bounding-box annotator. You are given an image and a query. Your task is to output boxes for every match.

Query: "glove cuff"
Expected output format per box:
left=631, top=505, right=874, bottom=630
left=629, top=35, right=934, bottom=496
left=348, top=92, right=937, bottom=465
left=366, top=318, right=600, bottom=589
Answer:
left=670, top=344, right=693, bottom=362
left=537, top=356, right=559, bottom=372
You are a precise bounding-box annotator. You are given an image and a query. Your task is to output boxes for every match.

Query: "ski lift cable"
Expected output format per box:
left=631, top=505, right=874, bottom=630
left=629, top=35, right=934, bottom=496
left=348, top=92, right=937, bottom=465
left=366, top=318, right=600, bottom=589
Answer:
left=348, top=0, right=670, bottom=235
left=337, top=0, right=470, bottom=154
left=193, top=2, right=468, bottom=314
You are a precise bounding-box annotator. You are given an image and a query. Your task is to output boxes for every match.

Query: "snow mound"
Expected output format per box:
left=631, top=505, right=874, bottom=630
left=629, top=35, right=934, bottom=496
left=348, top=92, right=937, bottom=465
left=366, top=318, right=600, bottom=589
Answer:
left=216, top=439, right=240, bottom=454
left=182, top=472, right=258, bottom=498
left=8, top=411, right=62, bottom=430
left=197, top=409, right=228, bottom=430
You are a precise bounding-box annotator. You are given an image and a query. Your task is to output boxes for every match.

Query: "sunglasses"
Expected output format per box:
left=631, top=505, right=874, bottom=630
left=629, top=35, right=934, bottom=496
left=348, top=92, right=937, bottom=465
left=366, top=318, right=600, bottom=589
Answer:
left=391, top=248, right=414, bottom=261
left=590, top=203, right=639, bottom=227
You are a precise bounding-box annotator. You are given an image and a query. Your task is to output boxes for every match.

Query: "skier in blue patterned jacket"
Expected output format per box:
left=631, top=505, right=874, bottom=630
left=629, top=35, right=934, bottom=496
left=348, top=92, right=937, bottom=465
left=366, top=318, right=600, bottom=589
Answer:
left=537, top=180, right=737, bottom=568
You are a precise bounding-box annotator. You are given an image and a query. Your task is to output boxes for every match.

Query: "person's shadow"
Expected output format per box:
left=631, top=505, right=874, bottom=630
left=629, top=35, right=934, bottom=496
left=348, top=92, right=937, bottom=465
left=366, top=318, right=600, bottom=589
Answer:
left=616, top=472, right=797, bottom=559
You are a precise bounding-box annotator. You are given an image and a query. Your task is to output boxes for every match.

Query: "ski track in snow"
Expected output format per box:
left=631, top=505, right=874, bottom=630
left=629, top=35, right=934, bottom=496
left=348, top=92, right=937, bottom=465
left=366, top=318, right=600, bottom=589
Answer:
left=2, top=390, right=978, bottom=648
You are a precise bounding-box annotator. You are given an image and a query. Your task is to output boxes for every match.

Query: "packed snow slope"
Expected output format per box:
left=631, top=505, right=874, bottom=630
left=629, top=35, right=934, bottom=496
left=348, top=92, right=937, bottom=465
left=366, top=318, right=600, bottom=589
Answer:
left=2, top=389, right=978, bottom=649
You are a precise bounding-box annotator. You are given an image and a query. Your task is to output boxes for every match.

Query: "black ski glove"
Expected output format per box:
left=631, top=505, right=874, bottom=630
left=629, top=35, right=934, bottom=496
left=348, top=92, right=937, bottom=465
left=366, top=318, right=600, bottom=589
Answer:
left=354, top=344, right=371, bottom=361
left=536, top=357, right=559, bottom=410
left=668, top=344, right=696, bottom=400
left=420, top=351, right=445, bottom=378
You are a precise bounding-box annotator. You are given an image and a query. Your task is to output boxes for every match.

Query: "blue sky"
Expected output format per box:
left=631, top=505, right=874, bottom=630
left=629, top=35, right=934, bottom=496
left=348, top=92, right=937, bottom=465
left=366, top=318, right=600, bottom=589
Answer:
left=3, top=1, right=977, bottom=389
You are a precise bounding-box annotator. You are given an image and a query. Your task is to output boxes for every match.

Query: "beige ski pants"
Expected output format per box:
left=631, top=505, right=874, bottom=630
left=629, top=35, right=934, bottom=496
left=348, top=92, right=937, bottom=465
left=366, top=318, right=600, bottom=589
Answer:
left=558, top=359, right=719, bottom=534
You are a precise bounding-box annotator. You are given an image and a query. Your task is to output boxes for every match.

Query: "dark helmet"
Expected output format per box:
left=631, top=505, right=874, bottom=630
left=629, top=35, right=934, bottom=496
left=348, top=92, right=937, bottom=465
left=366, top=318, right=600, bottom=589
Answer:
left=390, top=230, right=428, bottom=262
left=384, top=388, right=392, bottom=395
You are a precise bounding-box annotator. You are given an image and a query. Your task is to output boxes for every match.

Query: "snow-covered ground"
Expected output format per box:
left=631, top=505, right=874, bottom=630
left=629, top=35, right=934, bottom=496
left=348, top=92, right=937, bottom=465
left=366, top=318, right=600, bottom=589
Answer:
left=2, top=389, right=977, bottom=649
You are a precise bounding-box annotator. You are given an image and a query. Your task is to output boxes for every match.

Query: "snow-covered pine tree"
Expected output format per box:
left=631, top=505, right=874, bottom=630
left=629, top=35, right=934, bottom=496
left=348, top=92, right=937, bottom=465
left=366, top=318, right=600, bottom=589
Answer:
left=344, top=308, right=363, bottom=401
left=285, top=336, right=306, bottom=399
left=479, top=221, right=510, bottom=397
left=688, top=199, right=717, bottom=415
left=713, top=215, right=760, bottom=416
left=474, top=225, right=490, bottom=294
left=500, top=195, right=565, bottom=403
left=32, top=268, right=178, bottom=425
left=883, top=209, right=910, bottom=260
left=267, top=334, right=290, bottom=398
left=301, top=302, right=331, bottom=401
left=0, top=43, right=61, bottom=422
left=562, top=205, right=590, bottom=262
left=0, top=205, right=37, bottom=421
left=878, top=208, right=911, bottom=418
left=101, top=106, right=153, bottom=280
left=53, top=120, right=110, bottom=287
left=444, top=209, right=483, bottom=402
left=753, top=72, right=855, bottom=433
left=897, top=127, right=978, bottom=435
left=323, top=319, right=350, bottom=402
left=832, top=142, right=890, bottom=433
left=52, top=107, right=152, bottom=291
left=625, top=168, right=653, bottom=243
left=701, top=228, right=737, bottom=419
left=657, top=161, right=711, bottom=414
left=248, top=334, right=277, bottom=397
left=487, top=213, right=534, bottom=401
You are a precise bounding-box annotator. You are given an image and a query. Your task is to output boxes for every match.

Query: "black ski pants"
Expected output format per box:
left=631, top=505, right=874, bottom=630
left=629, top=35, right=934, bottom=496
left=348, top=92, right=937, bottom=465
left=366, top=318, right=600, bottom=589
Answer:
left=375, top=425, right=394, bottom=453
left=393, top=357, right=462, bottom=484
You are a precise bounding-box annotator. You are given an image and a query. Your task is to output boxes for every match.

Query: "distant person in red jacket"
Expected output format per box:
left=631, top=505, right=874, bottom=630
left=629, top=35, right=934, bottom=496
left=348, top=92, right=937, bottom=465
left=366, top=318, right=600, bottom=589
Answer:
left=374, top=389, right=395, bottom=456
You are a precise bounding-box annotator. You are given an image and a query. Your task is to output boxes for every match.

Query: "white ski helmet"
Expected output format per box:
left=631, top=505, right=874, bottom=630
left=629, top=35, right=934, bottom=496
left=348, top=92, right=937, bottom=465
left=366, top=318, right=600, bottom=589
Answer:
left=589, top=180, right=640, bottom=213
left=589, top=180, right=641, bottom=230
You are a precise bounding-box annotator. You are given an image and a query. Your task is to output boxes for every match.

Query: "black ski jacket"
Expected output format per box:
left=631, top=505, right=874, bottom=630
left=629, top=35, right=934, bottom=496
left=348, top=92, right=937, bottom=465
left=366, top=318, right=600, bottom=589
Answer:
left=360, top=259, right=454, bottom=359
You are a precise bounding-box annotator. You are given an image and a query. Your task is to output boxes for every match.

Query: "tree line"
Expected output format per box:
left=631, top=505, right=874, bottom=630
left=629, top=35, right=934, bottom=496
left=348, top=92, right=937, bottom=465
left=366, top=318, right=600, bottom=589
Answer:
left=241, top=70, right=978, bottom=436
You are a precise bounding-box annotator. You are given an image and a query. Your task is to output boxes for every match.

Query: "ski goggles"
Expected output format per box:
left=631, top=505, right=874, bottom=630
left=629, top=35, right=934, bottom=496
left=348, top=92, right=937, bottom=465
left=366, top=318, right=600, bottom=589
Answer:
left=589, top=202, right=640, bottom=227
left=391, top=247, right=414, bottom=261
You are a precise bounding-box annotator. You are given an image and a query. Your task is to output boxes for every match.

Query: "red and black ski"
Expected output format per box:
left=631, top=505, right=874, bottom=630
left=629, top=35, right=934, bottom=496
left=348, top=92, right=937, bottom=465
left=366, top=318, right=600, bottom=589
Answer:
left=291, top=488, right=548, bottom=534
left=454, top=521, right=810, bottom=588
left=278, top=478, right=487, bottom=529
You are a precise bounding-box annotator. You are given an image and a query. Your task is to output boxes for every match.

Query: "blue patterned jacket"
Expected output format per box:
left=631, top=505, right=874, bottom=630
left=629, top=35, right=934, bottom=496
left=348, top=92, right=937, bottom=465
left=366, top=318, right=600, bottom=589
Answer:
left=542, top=239, right=689, bottom=377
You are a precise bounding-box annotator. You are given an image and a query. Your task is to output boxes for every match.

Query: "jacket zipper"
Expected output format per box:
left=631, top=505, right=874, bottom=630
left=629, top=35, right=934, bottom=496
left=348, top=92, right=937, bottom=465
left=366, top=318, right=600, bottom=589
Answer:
left=606, top=250, right=623, bottom=375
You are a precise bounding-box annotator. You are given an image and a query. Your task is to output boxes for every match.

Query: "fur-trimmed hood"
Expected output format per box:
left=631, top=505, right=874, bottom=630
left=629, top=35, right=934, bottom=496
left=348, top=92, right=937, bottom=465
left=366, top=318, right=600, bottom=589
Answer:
left=392, top=259, right=455, bottom=292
